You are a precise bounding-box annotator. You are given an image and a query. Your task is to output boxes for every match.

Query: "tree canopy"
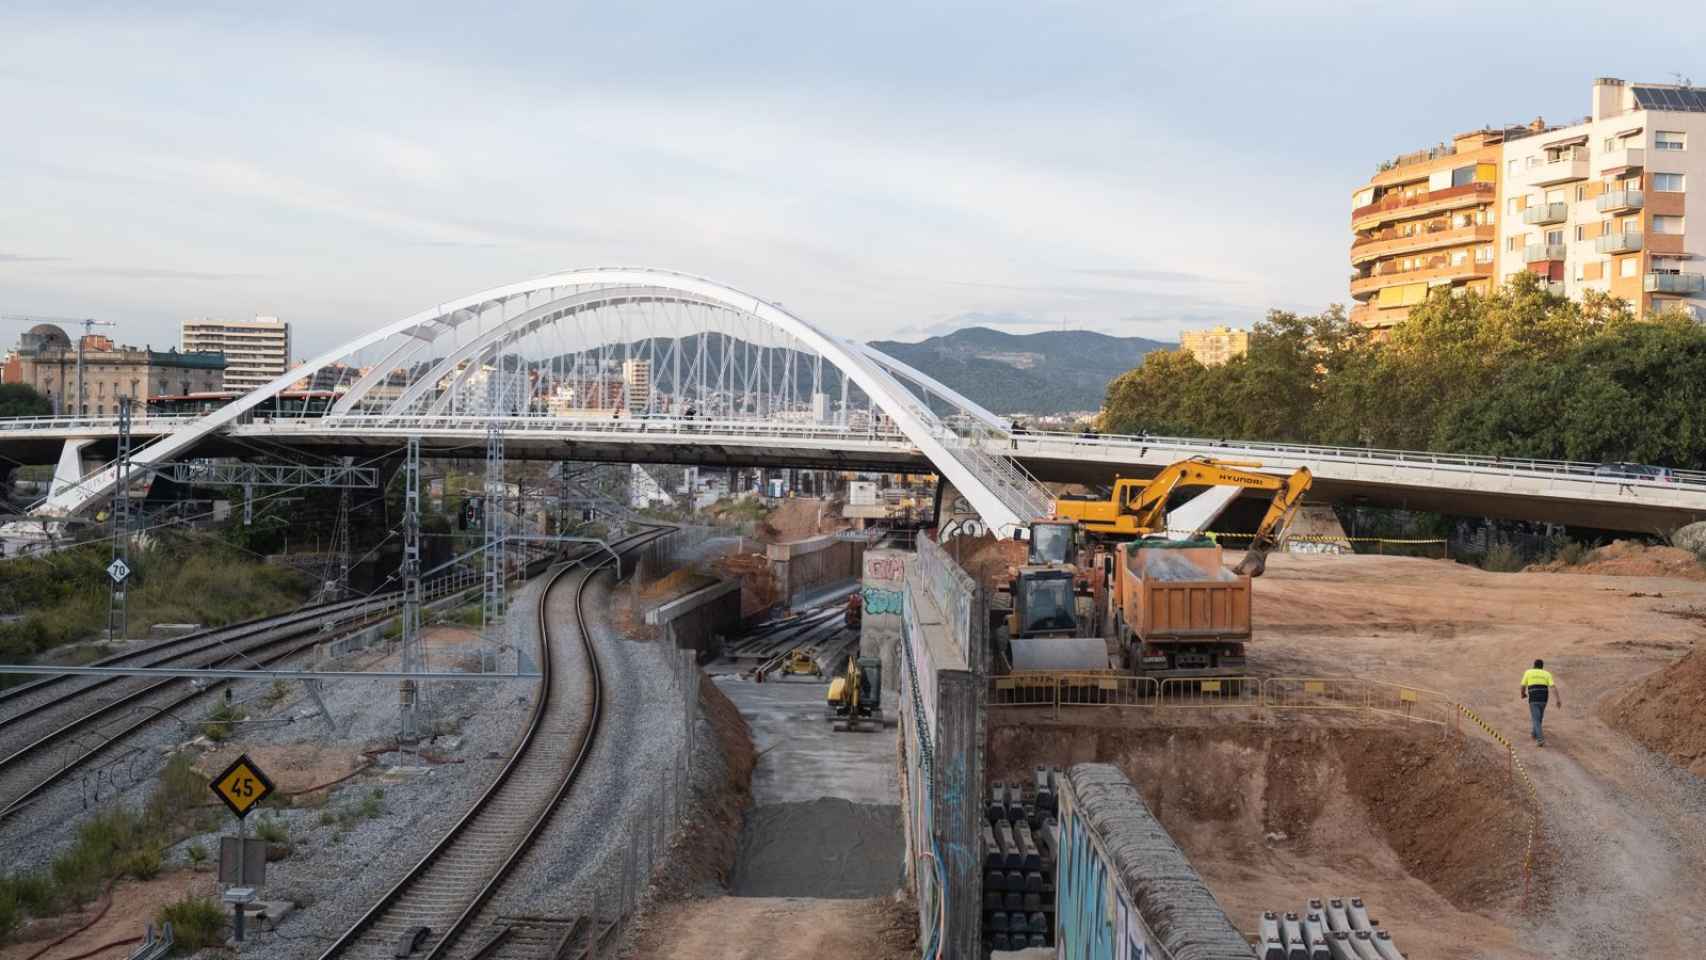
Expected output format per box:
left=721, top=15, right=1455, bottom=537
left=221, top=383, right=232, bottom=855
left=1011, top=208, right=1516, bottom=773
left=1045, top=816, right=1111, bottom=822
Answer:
left=1098, top=274, right=1706, bottom=469
left=0, top=384, right=51, bottom=418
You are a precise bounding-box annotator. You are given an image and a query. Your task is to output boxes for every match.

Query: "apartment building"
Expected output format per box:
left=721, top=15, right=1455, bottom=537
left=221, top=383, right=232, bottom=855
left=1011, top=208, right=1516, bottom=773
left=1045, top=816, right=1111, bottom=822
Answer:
left=181, top=315, right=291, bottom=391
left=1351, top=77, right=1706, bottom=329
left=1179, top=325, right=1250, bottom=366
left=1498, top=78, right=1706, bottom=319
left=1349, top=131, right=1504, bottom=331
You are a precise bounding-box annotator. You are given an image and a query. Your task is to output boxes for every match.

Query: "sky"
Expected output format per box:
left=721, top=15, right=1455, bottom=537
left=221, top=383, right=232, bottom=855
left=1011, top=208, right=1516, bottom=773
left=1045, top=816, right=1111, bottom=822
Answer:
left=3, top=1, right=1705, bottom=358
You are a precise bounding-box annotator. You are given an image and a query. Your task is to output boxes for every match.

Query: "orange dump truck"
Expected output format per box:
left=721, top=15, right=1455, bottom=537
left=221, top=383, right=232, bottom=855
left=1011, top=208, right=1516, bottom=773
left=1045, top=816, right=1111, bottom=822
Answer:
left=1110, top=539, right=1252, bottom=676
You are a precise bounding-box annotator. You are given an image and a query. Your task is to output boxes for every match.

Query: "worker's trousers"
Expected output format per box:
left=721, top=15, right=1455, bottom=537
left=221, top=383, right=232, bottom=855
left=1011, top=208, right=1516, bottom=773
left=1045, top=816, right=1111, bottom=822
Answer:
left=1529, top=700, right=1547, bottom=742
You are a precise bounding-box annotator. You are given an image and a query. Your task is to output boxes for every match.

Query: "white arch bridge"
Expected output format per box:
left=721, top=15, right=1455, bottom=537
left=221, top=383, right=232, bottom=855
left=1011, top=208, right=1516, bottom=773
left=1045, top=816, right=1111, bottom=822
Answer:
left=8, top=266, right=1706, bottom=535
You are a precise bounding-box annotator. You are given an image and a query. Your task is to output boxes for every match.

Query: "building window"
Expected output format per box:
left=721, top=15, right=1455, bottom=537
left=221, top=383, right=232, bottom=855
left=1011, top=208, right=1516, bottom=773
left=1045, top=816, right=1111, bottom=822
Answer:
left=1508, top=159, right=1519, bottom=176
left=1545, top=188, right=1565, bottom=204
left=1624, top=176, right=1641, bottom=192
left=1656, top=131, right=1686, bottom=151
left=1654, top=173, right=1686, bottom=192
left=1576, top=225, right=1586, bottom=241
left=1475, top=244, right=1494, bottom=263
left=1451, top=249, right=1468, bottom=266
left=1621, top=256, right=1639, bottom=278
left=1653, top=257, right=1685, bottom=275
left=1507, top=197, right=1521, bottom=216
left=1507, top=236, right=1523, bottom=252
left=1576, top=185, right=1588, bottom=202
left=1545, top=229, right=1564, bottom=245
left=1604, top=136, right=1617, bottom=152
left=1653, top=215, right=1684, bottom=234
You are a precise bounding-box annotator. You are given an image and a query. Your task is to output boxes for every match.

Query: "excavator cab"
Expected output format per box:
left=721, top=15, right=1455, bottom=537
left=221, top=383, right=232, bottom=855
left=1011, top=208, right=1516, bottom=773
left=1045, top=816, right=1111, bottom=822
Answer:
left=1027, top=520, right=1077, bottom=566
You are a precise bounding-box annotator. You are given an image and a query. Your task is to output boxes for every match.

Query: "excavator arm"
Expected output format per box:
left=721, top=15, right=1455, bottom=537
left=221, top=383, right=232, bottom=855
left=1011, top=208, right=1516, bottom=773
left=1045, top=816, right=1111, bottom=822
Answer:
left=1230, top=466, right=1313, bottom=577
left=1053, top=457, right=1313, bottom=574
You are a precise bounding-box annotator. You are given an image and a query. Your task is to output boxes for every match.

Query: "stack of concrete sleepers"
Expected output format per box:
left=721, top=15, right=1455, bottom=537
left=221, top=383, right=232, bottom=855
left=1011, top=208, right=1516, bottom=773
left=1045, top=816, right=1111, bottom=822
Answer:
left=983, top=767, right=1061, bottom=951
left=1065, top=763, right=1255, bottom=960
left=1260, top=897, right=1402, bottom=960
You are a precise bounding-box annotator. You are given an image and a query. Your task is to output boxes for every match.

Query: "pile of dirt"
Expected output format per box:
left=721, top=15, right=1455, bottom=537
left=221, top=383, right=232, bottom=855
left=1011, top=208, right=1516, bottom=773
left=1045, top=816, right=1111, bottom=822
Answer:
left=987, top=722, right=1532, bottom=912
left=640, top=568, right=717, bottom=601
left=759, top=498, right=849, bottom=543
left=648, top=675, right=757, bottom=902
left=1528, top=539, right=1706, bottom=581
left=940, top=531, right=1026, bottom=597
left=712, top=552, right=780, bottom=617
left=1601, top=648, right=1706, bottom=777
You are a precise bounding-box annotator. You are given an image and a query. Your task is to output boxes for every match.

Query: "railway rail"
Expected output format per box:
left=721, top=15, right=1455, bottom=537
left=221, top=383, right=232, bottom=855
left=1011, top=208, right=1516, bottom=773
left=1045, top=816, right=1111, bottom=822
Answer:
left=0, top=575, right=475, bottom=820
left=319, top=527, right=665, bottom=960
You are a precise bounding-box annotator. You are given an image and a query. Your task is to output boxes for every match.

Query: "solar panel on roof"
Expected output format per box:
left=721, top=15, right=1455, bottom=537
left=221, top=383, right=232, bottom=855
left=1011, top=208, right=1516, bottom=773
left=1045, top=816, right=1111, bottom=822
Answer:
left=1634, top=85, right=1706, bottom=113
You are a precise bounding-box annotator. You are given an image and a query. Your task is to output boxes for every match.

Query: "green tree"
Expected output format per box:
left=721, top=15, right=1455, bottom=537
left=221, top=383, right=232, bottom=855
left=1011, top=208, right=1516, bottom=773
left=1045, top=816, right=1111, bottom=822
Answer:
left=0, top=384, right=51, bottom=418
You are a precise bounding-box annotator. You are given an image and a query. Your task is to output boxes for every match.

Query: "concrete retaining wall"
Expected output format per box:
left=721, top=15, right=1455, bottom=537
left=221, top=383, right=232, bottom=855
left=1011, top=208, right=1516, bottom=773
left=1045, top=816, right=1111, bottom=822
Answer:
left=643, top=579, right=741, bottom=658
left=898, top=535, right=987, bottom=959
left=1056, top=763, right=1253, bottom=960
left=767, top=533, right=866, bottom=606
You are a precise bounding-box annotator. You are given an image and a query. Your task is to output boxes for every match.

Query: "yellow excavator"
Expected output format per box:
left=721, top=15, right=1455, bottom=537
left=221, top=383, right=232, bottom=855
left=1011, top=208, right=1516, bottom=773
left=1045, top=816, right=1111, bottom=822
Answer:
left=1052, top=457, right=1313, bottom=577
left=826, top=655, right=882, bottom=732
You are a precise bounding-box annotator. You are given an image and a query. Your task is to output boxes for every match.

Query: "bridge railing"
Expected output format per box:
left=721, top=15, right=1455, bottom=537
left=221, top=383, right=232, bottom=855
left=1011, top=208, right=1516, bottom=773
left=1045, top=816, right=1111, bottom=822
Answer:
left=1017, top=429, right=1706, bottom=489
left=266, top=413, right=915, bottom=443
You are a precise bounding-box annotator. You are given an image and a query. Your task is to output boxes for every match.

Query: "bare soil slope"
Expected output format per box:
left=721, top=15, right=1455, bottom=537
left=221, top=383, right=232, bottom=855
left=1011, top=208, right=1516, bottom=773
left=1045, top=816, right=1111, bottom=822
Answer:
left=1602, top=646, right=1706, bottom=777
left=1248, top=553, right=1706, bottom=959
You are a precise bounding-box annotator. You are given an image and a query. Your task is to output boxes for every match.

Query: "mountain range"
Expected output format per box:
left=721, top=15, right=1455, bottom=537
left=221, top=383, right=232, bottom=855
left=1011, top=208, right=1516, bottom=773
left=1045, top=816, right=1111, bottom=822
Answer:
left=867, top=327, right=1173, bottom=416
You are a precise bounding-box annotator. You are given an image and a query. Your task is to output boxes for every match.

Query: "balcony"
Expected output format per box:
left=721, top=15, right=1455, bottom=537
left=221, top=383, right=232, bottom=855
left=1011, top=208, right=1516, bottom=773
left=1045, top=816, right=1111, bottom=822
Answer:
left=1541, top=281, right=1567, bottom=297
left=1350, top=182, right=1495, bottom=231
left=1519, top=153, right=1589, bottom=187
left=1522, top=203, right=1569, bottom=226
left=1349, top=259, right=1494, bottom=298
left=1597, top=189, right=1644, bottom=214
left=1349, top=223, right=1494, bottom=265
left=1599, top=147, right=1645, bottom=175
left=1595, top=231, right=1643, bottom=255
left=1524, top=243, right=1567, bottom=263
left=1644, top=273, right=1706, bottom=295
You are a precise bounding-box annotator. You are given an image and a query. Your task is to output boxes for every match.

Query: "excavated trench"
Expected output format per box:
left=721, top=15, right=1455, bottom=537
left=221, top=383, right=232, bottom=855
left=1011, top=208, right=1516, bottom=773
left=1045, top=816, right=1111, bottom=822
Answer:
left=988, top=721, right=1536, bottom=940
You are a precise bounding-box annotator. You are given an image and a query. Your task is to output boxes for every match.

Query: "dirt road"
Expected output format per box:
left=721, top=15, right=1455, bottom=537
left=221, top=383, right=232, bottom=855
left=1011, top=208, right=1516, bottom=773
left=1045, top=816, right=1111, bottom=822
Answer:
left=625, top=896, right=916, bottom=960
left=1254, top=552, right=1706, bottom=958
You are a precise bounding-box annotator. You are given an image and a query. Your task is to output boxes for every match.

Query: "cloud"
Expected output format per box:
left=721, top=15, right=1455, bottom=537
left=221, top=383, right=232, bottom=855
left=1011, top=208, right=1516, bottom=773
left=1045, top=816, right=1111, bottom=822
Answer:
left=0, top=253, right=66, bottom=263
left=1072, top=267, right=1221, bottom=285
left=64, top=266, right=254, bottom=280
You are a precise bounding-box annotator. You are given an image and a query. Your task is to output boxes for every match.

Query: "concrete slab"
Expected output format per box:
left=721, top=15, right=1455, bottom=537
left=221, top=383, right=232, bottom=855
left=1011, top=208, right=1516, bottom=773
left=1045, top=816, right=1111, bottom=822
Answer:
left=713, top=674, right=899, bottom=806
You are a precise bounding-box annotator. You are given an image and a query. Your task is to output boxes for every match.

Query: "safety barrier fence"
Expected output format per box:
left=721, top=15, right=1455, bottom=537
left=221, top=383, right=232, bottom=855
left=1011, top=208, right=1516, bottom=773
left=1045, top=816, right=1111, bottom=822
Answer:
left=990, top=673, right=1452, bottom=727
left=1455, top=703, right=1543, bottom=907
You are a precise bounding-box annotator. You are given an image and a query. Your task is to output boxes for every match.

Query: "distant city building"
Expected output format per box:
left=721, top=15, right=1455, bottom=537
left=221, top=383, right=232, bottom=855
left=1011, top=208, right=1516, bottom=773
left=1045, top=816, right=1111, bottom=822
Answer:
left=10, top=323, right=224, bottom=414
left=621, top=359, right=652, bottom=414
left=1179, top=326, right=1250, bottom=366
left=1353, top=77, right=1706, bottom=330
left=181, top=315, right=291, bottom=391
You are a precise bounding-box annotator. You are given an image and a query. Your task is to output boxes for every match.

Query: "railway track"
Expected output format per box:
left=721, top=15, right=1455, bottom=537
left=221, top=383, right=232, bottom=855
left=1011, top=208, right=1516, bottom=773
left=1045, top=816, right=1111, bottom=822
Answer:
left=0, top=577, right=473, bottom=820
left=319, top=528, right=666, bottom=960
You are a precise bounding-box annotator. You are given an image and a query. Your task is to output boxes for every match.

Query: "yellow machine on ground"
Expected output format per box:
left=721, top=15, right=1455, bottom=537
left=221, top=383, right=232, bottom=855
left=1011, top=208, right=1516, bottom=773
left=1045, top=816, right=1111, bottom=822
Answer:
left=826, top=655, right=882, bottom=731
left=1051, top=457, right=1313, bottom=576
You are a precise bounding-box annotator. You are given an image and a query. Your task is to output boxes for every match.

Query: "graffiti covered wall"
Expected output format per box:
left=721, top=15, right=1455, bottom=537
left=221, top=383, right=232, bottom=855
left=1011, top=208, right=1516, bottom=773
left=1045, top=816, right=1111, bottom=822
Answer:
left=1055, top=764, right=1254, bottom=960
left=860, top=549, right=908, bottom=690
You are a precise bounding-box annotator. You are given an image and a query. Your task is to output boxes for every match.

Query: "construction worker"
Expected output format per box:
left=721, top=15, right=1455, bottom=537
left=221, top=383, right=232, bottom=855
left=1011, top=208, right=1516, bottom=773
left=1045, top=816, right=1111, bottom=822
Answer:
left=1519, top=659, right=1561, bottom=746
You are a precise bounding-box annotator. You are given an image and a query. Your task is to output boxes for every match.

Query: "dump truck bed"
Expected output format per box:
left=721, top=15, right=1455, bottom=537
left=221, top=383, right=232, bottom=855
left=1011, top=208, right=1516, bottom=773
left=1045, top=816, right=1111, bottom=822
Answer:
left=1118, top=540, right=1251, bottom=648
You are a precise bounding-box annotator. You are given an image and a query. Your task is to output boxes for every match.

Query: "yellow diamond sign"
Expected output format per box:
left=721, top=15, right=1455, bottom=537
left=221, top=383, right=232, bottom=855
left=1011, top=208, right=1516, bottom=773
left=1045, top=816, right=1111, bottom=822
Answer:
left=210, top=754, right=275, bottom=819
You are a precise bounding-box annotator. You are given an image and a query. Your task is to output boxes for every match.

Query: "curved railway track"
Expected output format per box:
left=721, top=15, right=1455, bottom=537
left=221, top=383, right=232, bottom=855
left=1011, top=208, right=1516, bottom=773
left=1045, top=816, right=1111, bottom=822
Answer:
left=319, top=527, right=666, bottom=960
left=0, top=579, right=472, bottom=820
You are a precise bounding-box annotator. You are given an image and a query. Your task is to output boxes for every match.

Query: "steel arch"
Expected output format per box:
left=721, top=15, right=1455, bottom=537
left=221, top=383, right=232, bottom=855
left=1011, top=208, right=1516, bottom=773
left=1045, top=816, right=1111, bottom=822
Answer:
left=36, top=267, right=1029, bottom=533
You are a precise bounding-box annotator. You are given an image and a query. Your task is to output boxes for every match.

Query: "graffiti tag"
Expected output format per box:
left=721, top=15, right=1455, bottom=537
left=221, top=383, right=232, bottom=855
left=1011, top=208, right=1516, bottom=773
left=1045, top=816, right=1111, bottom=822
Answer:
left=861, top=586, right=903, bottom=617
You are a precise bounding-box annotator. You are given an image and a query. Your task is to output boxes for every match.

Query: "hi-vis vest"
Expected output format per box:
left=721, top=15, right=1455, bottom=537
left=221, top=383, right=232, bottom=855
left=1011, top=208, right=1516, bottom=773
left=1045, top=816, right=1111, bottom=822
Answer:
left=1522, top=668, right=1554, bottom=689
